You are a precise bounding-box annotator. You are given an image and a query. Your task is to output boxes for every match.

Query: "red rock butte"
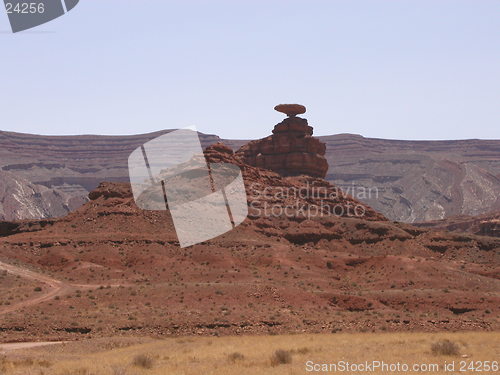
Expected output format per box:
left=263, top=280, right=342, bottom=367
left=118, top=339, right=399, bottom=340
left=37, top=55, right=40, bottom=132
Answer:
left=237, top=104, right=329, bottom=178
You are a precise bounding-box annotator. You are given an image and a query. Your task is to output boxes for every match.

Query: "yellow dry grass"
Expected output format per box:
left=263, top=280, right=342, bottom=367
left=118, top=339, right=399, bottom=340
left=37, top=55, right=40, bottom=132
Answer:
left=1, top=331, right=498, bottom=374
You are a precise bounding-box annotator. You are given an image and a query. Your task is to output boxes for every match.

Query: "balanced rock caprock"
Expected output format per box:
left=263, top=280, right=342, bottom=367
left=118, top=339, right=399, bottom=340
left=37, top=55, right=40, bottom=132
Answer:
left=236, top=105, right=329, bottom=178
left=274, top=104, right=306, bottom=117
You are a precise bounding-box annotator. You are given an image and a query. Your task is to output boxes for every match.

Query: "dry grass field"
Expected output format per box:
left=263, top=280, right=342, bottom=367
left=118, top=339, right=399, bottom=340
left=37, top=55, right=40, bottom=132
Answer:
left=1, top=331, right=498, bottom=375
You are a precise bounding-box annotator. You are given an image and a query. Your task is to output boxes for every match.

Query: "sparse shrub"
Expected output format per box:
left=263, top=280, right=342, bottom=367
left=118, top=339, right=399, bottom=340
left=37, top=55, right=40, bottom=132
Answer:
left=326, top=261, right=334, bottom=269
left=133, top=354, right=155, bottom=369
left=431, top=339, right=460, bottom=356
left=295, top=347, right=311, bottom=355
left=227, top=352, right=245, bottom=362
left=34, top=287, right=42, bottom=292
left=112, top=365, right=128, bottom=375
left=270, top=349, right=292, bottom=366
left=67, top=369, right=96, bottom=375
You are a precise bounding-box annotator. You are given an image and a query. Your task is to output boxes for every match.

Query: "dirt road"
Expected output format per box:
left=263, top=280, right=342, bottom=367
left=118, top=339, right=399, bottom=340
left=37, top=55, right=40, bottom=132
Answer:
left=0, top=341, right=64, bottom=353
left=0, top=260, right=69, bottom=315
left=0, top=260, right=131, bottom=316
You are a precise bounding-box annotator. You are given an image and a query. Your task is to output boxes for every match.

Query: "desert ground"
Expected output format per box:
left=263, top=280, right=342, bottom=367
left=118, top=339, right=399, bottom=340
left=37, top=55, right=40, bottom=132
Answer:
left=1, top=171, right=498, bottom=342
left=0, top=147, right=498, bottom=375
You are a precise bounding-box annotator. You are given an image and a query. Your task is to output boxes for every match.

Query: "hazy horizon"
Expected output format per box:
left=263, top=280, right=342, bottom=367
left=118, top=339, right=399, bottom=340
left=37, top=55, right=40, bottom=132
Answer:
left=2, top=126, right=498, bottom=142
left=1, top=0, right=498, bottom=141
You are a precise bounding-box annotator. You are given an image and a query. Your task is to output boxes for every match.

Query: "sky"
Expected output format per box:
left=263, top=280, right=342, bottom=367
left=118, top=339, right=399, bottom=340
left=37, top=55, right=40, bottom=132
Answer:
left=0, top=0, right=498, bottom=140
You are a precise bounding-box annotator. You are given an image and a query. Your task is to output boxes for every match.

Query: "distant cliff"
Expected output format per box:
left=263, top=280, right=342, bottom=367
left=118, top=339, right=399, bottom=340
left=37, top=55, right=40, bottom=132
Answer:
left=1, top=130, right=499, bottom=222
left=320, top=134, right=500, bottom=222
left=0, top=130, right=221, bottom=220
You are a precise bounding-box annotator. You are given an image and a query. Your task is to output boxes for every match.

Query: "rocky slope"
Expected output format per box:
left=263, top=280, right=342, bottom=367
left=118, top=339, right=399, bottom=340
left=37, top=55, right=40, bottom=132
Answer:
left=319, top=134, right=500, bottom=222
left=415, top=211, right=500, bottom=238
left=0, top=170, right=84, bottom=221
left=0, top=145, right=498, bottom=341
left=0, top=129, right=221, bottom=219
left=1, top=129, right=499, bottom=222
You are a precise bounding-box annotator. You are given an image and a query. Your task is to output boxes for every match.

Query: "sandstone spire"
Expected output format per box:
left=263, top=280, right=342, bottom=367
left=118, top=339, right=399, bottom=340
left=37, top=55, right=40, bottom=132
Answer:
left=237, top=104, right=329, bottom=178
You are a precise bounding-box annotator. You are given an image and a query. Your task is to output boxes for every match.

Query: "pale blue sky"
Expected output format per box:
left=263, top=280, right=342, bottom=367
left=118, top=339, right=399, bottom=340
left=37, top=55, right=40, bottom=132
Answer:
left=0, top=0, right=498, bottom=140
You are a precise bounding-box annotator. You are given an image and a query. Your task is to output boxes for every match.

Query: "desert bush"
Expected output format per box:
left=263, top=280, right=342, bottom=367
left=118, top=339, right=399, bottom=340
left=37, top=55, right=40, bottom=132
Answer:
left=431, top=339, right=460, bottom=356
left=270, top=349, right=292, bottom=366
left=112, top=366, right=128, bottom=375
left=294, top=347, right=311, bottom=355
left=132, top=354, right=155, bottom=369
left=64, top=369, right=96, bottom=375
left=38, top=359, right=52, bottom=367
left=227, top=352, right=245, bottom=362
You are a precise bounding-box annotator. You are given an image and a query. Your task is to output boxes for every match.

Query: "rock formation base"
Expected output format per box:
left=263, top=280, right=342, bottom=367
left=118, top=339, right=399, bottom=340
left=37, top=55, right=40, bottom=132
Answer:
left=237, top=116, right=328, bottom=178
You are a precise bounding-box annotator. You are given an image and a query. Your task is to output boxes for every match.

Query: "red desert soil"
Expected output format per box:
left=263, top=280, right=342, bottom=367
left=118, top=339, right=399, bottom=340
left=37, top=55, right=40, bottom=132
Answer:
left=0, top=145, right=498, bottom=342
